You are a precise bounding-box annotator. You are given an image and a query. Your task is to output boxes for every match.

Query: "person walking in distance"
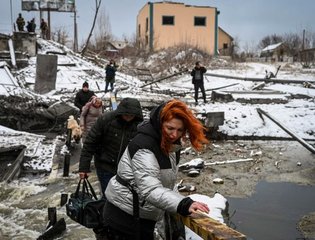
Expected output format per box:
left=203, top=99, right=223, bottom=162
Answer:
left=191, top=61, right=207, bottom=105
left=78, top=98, right=143, bottom=198
left=105, top=59, right=117, bottom=93
left=74, top=81, right=95, bottom=113
left=99, top=99, right=210, bottom=240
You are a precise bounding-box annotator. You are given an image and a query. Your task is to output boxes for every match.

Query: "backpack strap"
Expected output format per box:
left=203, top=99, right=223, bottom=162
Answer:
left=115, top=175, right=140, bottom=240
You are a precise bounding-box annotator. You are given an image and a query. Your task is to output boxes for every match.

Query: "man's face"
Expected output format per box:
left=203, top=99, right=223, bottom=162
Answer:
left=122, top=114, right=135, bottom=122
left=82, top=86, right=89, bottom=92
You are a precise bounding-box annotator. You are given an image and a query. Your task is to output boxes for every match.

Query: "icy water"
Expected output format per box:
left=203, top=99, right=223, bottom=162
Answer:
left=227, top=181, right=315, bottom=240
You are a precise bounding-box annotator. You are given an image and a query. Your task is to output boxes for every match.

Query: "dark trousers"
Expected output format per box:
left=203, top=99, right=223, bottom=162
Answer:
left=105, top=81, right=114, bottom=93
left=194, top=82, right=206, bottom=103
left=96, top=168, right=114, bottom=198
left=97, top=201, right=155, bottom=240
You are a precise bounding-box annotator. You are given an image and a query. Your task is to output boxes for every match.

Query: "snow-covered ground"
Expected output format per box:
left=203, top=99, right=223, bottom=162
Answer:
left=1, top=39, right=315, bottom=173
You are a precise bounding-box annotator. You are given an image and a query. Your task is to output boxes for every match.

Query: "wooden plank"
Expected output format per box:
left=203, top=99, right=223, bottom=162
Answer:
left=140, top=69, right=189, bottom=88
left=257, top=108, right=315, bottom=154
left=0, top=146, right=26, bottom=182
left=110, top=91, right=117, bottom=110
left=205, top=72, right=315, bottom=84
left=178, top=215, right=246, bottom=240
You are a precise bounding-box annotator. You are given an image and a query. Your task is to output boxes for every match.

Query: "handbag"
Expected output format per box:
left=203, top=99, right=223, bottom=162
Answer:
left=66, top=178, right=105, bottom=228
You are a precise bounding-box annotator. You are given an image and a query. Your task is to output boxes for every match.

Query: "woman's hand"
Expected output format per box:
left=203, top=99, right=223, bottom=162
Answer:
left=189, top=201, right=209, bottom=215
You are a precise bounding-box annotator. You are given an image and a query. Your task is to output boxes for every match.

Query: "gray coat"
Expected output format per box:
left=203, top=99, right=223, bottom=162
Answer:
left=105, top=105, right=186, bottom=221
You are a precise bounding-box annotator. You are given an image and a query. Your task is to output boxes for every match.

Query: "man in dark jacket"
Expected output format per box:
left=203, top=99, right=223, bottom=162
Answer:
left=105, top=59, right=117, bottom=93
left=78, top=97, right=143, bottom=197
left=74, top=81, right=95, bottom=113
left=191, top=61, right=207, bottom=105
left=16, top=13, right=25, bottom=31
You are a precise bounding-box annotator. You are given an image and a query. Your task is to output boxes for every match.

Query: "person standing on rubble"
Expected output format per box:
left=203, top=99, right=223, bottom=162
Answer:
left=80, top=96, right=103, bottom=142
left=98, top=99, right=209, bottom=240
left=191, top=61, right=207, bottom=105
left=105, top=59, right=118, bottom=93
left=16, top=13, right=25, bottom=31
left=40, top=18, right=48, bottom=39
left=78, top=97, right=143, bottom=198
left=74, top=81, right=95, bottom=113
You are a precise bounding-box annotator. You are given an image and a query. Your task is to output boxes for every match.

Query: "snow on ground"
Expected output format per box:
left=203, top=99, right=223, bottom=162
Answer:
left=0, top=126, right=54, bottom=172
left=1, top=39, right=315, bottom=173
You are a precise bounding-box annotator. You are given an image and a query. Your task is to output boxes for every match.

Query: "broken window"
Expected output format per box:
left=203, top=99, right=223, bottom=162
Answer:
left=223, top=43, right=228, bottom=49
left=194, top=17, right=206, bottom=26
left=162, top=16, right=174, bottom=25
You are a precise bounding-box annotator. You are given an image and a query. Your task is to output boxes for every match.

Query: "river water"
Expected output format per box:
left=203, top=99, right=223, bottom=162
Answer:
left=228, top=181, right=315, bottom=240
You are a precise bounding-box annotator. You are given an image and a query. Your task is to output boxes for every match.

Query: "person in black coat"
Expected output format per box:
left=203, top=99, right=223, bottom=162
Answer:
left=191, top=61, right=207, bottom=105
left=16, top=13, right=25, bottom=31
left=105, top=59, right=117, bottom=93
left=74, top=81, right=95, bottom=113
left=78, top=97, right=143, bottom=198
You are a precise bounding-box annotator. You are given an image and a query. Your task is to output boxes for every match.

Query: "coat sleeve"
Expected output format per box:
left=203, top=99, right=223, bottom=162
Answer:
left=131, top=149, right=184, bottom=214
left=190, top=69, right=195, bottom=77
left=79, top=114, right=107, bottom=172
left=74, top=93, right=82, bottom=110
left=79, top=104, right=89, bottom=127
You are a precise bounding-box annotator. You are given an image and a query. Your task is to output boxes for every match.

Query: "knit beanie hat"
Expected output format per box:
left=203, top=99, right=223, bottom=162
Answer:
left=82, top=81, right=89, bottom=88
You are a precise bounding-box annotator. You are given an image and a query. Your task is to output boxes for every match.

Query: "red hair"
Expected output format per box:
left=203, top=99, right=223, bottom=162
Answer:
left=160, top=99, right=209, bottom=154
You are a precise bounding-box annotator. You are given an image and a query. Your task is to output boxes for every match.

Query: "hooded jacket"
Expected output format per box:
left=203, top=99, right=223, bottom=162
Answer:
left=79, top=98, right=143, bottom=174
left=105, top=103, right=193, bottom=221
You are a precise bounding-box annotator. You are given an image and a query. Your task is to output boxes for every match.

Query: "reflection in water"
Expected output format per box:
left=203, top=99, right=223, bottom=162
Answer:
left=227, top=181, right=315, bottom=240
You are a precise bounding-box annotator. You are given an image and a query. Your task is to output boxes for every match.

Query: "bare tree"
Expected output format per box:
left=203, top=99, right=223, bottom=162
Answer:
left=283, top=32, right=302, bottom=60
left=230, top=36, right=240, bottom=58
left=304, top=29, right=315, bottom=49
left=81, top=0, right=102, bottom=55
left=243, top=40, right=257, bottom=58
left=51, top=27, right=70, bottom=46
left=90, top=6, right=112, bottom=52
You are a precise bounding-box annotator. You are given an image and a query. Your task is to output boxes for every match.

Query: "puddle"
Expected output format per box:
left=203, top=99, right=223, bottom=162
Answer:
left=227, top=181, right=315, bottom=240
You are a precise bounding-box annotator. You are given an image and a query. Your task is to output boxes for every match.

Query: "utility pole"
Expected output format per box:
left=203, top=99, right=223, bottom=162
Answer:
left=10, top=0, right=14, bottom=32
left=47, top=2, right=51, bottom=40
left=73, top=6, right=78, bottom=52
left=302, top=29, right=305, bottom=50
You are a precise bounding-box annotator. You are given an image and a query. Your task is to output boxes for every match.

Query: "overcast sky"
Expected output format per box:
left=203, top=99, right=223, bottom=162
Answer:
left=1, top=0, right=314, bottom=50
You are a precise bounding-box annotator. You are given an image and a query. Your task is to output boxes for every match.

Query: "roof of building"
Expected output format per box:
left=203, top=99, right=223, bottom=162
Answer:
left=261, top=42, right=283, bottom=52
left=145, top=1, right=215, bottom=9
left=219, top=27, right=234, bottom=41
left=107, top=41, right=128, bottom=50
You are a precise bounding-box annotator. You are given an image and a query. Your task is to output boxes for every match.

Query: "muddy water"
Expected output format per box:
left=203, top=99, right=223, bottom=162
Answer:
left=227, top=181, right=315, bottom=240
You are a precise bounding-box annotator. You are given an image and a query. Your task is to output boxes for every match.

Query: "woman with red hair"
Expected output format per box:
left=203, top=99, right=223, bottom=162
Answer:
left=99, top=99, right=209, bottom=240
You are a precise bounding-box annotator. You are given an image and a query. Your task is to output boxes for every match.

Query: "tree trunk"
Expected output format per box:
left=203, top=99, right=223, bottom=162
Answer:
left=81, top=0, right=102, bottom=56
